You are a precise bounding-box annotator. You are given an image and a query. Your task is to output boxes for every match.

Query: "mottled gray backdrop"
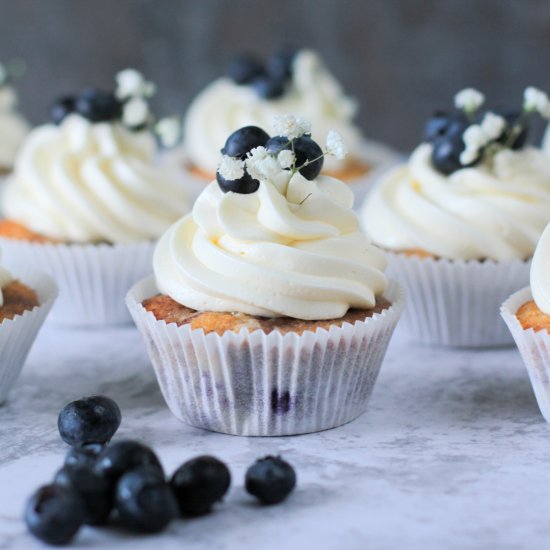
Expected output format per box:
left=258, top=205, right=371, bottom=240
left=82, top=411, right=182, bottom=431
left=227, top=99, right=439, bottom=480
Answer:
left=0, top=0, right=548, bottom=150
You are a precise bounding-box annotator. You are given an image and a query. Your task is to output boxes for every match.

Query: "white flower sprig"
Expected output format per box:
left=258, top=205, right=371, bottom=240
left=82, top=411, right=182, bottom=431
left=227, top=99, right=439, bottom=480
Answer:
left=218, top=155, right=245, bottom=181
left=460, top=112, right=506, bottom=166
left=523, top=87, right=550, bottom=119
left=273, top=114, right=311, bottom=140
left=326, top=130, right=348, bottom=160
left=115, top=69, right=156, bottom=100
left=455, top=88, right=485, bottom=114
left=122, top=97, right=149, bottom=128
left=155, top=117, right=182, bottom=148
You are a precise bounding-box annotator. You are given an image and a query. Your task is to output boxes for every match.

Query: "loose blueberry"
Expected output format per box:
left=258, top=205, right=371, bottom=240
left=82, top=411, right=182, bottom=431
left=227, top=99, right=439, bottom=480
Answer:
left=431, top=132, right=479, bottom=175
left=226, top=54, right=265, bottom=85
left=216, top=168, right=260, bottom=194
left=58, top=395, right=121, bottom=446
left=245, top=456, right=296, bottom=505
left=94, top=440, right=163, bottom=485
left=252, top=75, right=286, bottom=99
left=24, top=484, right=85, bottom=546
left=54, top=465, right=112, bottom=525
left=50, top=96, right=76, bottom=125
left=65, top=442, right=105, bottom=470
left=492, top=108, right=528, bottom=150
left=75, top=89, right=122, bottom=122
left=424, top=111, right=468, bottom=143
left=266, top=135, right=323, bottom=180
left=170, top=456, right=231, bottom=516
left=221, top=126, right=270, bottom=159
left=266, top=47, right=297, bottom=80
left=115, top=465, right=178, bottom=533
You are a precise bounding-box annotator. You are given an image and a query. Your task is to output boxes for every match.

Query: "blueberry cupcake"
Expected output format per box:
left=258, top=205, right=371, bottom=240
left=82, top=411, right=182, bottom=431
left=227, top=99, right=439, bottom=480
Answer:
left=361, top=87, right=550, bottom=347
left=502, top=220, right=550, bottom=422
left=174, top=48, right=397, bottom=204
left=0, top=248, right=57, bottom=402
left=0, top=62, right=29, bottom=178
left=127, top=117, right=405, bottom=436
left=0, top=69, right=190, bottom=326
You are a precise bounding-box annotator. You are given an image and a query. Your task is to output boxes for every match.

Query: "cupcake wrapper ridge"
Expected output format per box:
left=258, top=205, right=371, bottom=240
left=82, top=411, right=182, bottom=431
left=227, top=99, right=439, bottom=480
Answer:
left=126, top=276, right=405, bottom=436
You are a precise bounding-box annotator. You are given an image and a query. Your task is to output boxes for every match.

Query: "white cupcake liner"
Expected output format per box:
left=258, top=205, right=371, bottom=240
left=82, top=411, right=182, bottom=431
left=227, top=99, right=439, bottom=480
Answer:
left=501, top=287, right=550, bottom=423
left=0, top=238, right=155, bottom=327
left=386, top=252, right=530, bottom=347
left=126, top=276, right=405, bottom=436
left=0, top=270, right=57, bottom=403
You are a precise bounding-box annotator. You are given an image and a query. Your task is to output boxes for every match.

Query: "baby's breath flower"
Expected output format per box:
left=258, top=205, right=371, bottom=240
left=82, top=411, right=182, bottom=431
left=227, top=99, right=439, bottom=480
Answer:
left=116, top=68, right=156, bottom=100
left=462, top=124, right=488, bottom=150
left=155, top=117, right=181, bottom=148
left=454, top=88, right=485, bottom=113
left=523, top=87, right=550, bottom=118
left=480, top=112, right=506, bottom=140
left=326, top=130, right=348, bottom=160
left=277, top=149, right=295, bottom=169
left=273, top=114, right=311, bottom=139
left=257, top=156, right=281, bottom=178
left=246, top=146, right=284, bottom=181
left=122, top=97, right=149, bottom=128
left=218, top=155, right=244, bottom=181
left=459, top=148, right=479, bottom=166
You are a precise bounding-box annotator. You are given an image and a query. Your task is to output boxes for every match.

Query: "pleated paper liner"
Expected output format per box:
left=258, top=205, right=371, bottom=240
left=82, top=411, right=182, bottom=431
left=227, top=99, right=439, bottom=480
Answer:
left=0, top=270, right=57, bottom=403
left=0, top=238, right=155, bottom=327
left=501, top=287, right=550, bottom=423
left=126, top=276, right=405, bottom=436
left=385, top=252, right=530, bottom=347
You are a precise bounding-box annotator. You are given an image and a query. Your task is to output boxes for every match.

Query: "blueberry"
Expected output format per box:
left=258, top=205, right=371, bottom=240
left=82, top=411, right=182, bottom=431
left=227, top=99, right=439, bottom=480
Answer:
left=226, top=54, right=265, bottom=85
left=54, top=465, right=112, bottom=525
left=221, top=126, right=270, bottom=159
left=170, top=456, right=231, bottom=516
left=491, top=108, right=528, bottom=150
left=24, top=484, right=85, bottom=546
left=94, top=440, right=163, bottom=485
left=216, top=168, right=260, bottom=194
left=252, top=75, right=286, bottom=99
left=75, top=89, right=122, bottom=122
left=266, top=47, right=297, bottom=80
left=65, top=442, right=105, bottom=470
left=431, top=132, right=479, bottom=175
left=245, top=456, right=296, bottom=505
left=58, top=395, right=121, bottom=446
left=115, top=465, right=178, bottom=533
left=424, top=111, right=468, bottom=143
left=266, top=135, right=323, bottom=180
left=50, top=95, right=76, bottom=125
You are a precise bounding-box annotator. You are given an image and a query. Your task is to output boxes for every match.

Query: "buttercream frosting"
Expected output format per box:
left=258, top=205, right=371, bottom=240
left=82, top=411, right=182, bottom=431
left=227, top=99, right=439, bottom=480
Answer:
left=0, top=86, right=29, bottom=170
left=2, top=114, right=190, bottom=243
left=362, top=143, right=550, bottom=261
left=154, top=172, right=387, bottom=320
left=182, top=50, right=363, bottom=174
left=531, top=221, right=550, bottom=314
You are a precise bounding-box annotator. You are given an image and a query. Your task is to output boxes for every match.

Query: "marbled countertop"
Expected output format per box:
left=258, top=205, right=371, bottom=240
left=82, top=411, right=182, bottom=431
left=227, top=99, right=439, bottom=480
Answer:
left=0, top=320, right=548, bottom=550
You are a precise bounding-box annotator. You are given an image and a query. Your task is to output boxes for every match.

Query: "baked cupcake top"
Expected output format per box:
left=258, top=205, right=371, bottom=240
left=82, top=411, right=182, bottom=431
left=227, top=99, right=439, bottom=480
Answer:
left=362, top=87, right=550, bottom=261
left=0, top=63, right=29, bottom=172
left=182, top=49, right=363, bottom=175
left=1, top=69, right=189, bottom=244
left=154, top=117, right=387, bottom=320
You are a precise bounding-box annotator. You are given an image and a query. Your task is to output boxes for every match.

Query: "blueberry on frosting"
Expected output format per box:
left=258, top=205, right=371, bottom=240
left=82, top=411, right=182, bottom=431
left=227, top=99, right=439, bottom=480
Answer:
left=426, top=86, right=550, bottom=175
left=50, top=95, right=77, bottom=125
left=216, top=115, right=346, bottom=194
left=226, top=54, right=264, bottom=85
left=75, top=89, right=122, bottom=123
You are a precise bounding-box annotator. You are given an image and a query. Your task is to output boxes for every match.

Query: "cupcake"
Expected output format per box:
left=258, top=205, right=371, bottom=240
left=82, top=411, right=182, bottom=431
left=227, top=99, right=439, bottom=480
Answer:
left=127, top=117, right=405, bottom=436
left=174, top=48, right=397, bottom=204
left=0, top=62, right=29, bottom=178
left=0, top=69, right=191, bottom=326
left=502, top=220, right=550, bottom=422
left=0, top=248, right=57, bottom=403
left=361, top=87, right=550, bottom=347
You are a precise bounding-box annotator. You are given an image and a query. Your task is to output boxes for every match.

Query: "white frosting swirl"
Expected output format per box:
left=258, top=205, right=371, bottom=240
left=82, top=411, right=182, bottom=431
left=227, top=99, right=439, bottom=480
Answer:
left=531, top=221, right=550, bottom=314
left=362, top=143, right=550, bottom=261
left=2, top=114, right=190, bottom=243
left=0, top=86, right=29, bottom=170
left=182, top=50, right=363, bottom=174
left=154, top=172, right=387, bottom=320
left=0, top=250, right=12, bottom=308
